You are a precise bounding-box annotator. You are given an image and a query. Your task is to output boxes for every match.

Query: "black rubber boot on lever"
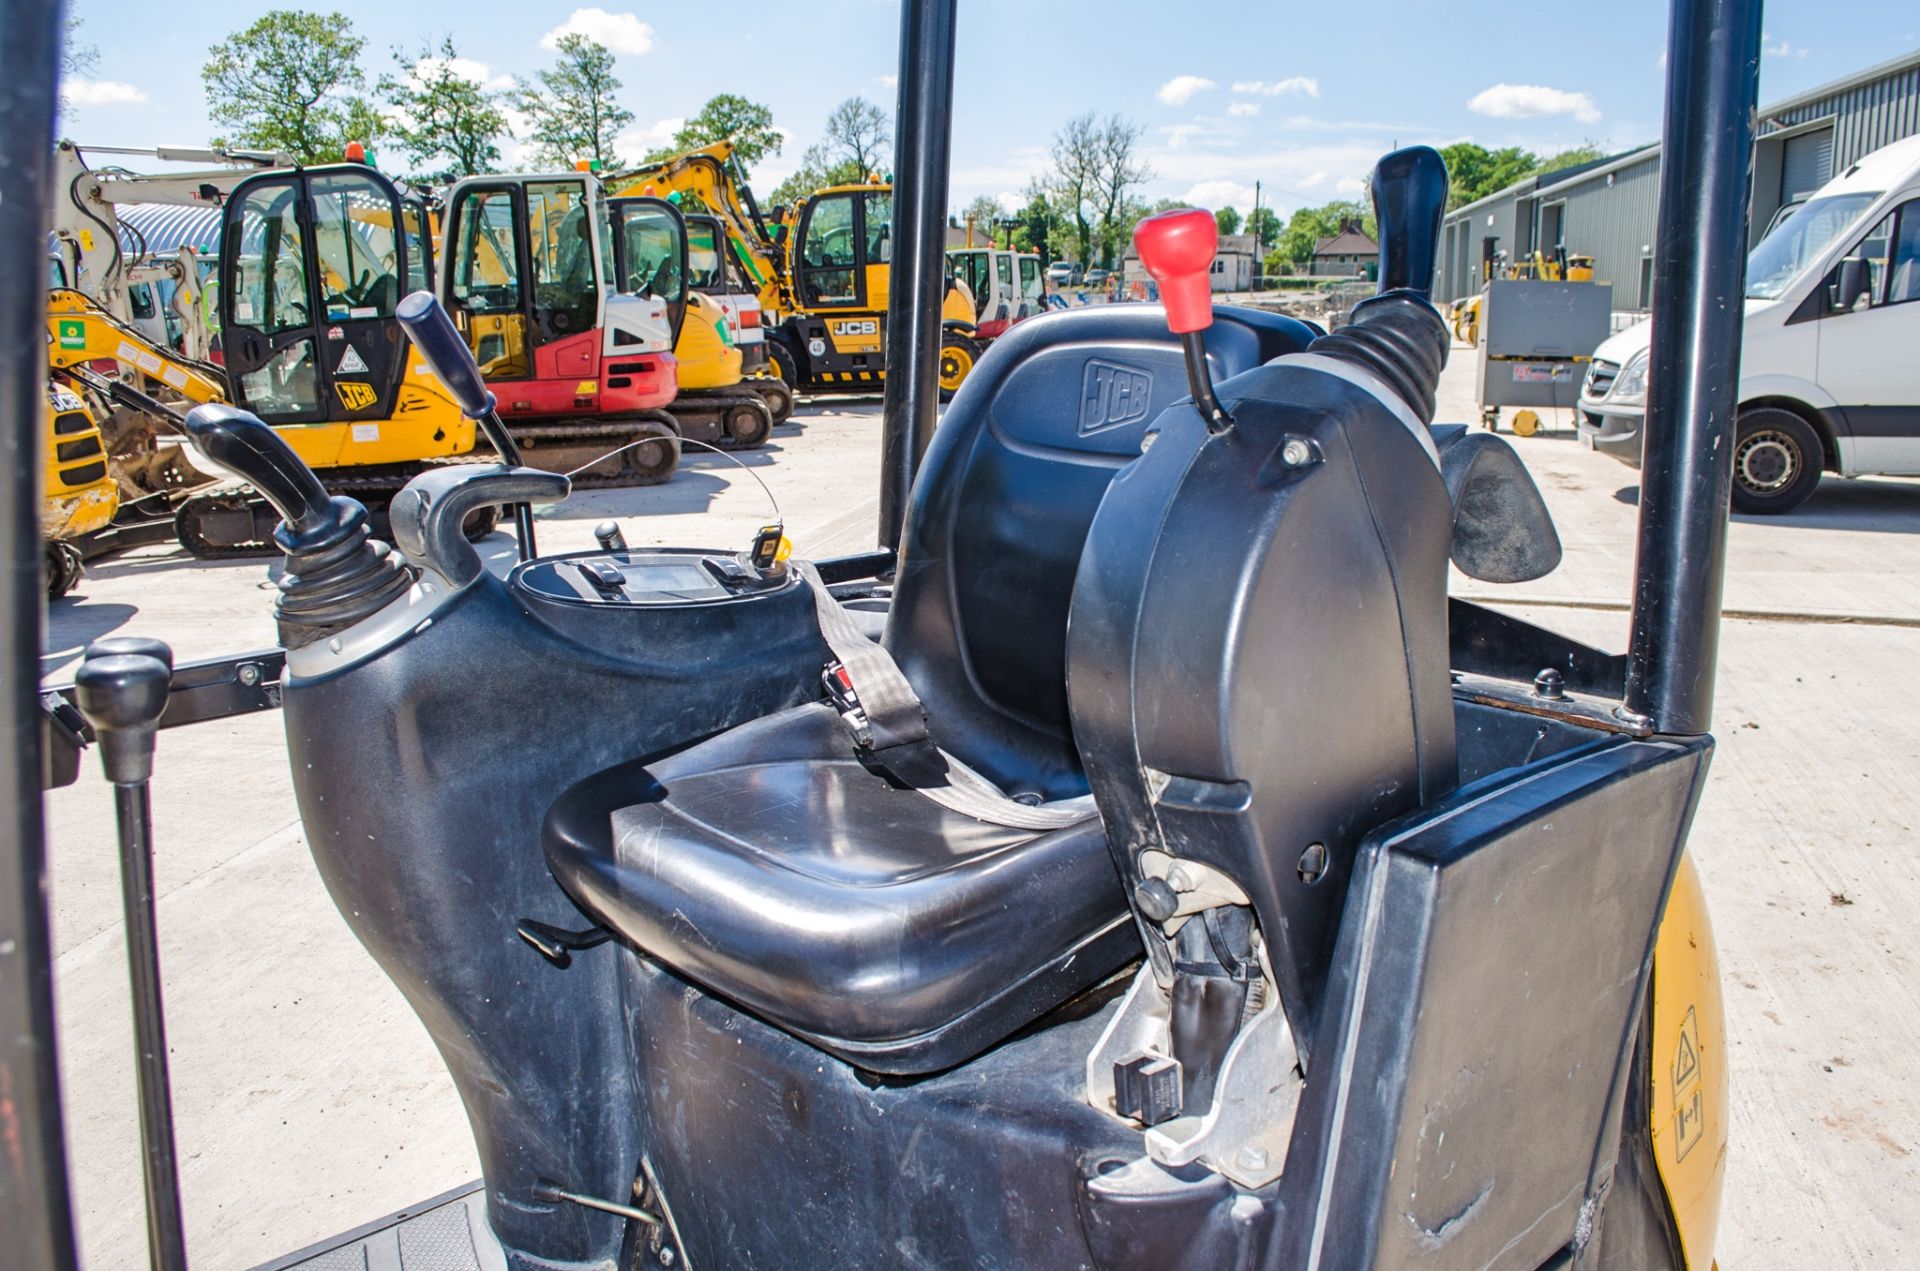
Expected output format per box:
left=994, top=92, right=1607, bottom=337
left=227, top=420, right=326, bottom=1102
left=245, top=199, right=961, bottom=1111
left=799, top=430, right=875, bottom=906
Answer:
left=181, top=404, right=414, bottom=649
left=1305, top=145, right=1453, bottom=422
left=73, top=644, right=188, bottom=1271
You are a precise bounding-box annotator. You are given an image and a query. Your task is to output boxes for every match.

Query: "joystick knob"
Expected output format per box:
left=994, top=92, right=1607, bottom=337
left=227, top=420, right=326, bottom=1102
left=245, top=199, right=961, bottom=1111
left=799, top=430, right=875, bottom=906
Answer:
left=74, top=652, right=172, bottom=786
left=1133, top=207, right=1218, bottom=334
left=1132, top=207, right=1230, bottom=431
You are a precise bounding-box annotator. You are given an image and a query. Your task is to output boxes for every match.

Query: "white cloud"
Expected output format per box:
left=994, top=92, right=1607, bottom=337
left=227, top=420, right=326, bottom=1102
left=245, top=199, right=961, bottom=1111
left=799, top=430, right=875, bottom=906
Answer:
left=1182, top=179, right=1255, bottom=210
left=1466, top=83, right=1601, bottom=125
left=60, top=78, right=147, bottom=106
left=1156, top=75, right=1216, bottom=106
left=879, top=73, right=898, bottom=88
left=616, top=117, right=685, bottom=157
left=1763, top=34, right=1810, bottom=59
left=1227, top=102, right=1261, bottom=118
left=1232, top=77, right=1319, bottom=99
left=541, top=8, right=656, bottom=56
left=413, top=55, right=514, bottom=91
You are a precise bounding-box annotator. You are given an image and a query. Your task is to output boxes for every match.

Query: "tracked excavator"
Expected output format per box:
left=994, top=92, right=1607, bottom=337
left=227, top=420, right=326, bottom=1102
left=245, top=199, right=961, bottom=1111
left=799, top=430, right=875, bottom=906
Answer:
left=46, top=145, right=489, bottom=555
left=14, top=0, right=1757, bottom=1266
left=614, top=142, right=983, bottom=398
left=437, top=172, right=773, bottom=486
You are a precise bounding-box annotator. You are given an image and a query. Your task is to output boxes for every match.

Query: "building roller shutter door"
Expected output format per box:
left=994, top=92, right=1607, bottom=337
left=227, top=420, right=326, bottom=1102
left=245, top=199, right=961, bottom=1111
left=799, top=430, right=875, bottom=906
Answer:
left=1781, top=127, right=1834, bottom=203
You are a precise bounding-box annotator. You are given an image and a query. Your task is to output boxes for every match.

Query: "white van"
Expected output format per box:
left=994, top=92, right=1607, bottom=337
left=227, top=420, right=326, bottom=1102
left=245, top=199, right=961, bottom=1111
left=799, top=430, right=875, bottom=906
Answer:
left=1579, top=134, right=1920, bottom=513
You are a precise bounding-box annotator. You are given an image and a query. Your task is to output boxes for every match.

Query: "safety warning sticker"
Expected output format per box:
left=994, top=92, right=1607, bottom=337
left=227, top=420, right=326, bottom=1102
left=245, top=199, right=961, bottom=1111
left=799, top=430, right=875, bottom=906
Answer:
left=1672, top=1006, right=1704, bottom=1162
left=336, top=345, right=369, bottom=374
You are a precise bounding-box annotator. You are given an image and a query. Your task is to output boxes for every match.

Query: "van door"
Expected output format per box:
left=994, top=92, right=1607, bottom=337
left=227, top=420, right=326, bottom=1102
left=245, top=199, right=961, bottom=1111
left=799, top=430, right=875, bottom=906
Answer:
left=1815, top=198, right=1920, bottom=473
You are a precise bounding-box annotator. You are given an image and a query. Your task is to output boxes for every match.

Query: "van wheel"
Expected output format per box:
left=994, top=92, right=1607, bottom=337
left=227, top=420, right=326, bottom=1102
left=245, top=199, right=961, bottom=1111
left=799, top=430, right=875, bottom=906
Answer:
left=938, top=336, right=980, bottom=401
left=1730, top=407, right=1823, bottom=515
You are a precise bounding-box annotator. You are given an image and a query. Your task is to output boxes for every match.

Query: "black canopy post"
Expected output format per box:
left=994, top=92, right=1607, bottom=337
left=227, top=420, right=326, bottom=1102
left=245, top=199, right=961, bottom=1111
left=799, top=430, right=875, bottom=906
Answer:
left=1624, top=0, right=1763, bottom=735
left=0, top=1, right=84, bottom=1267
left=877, top=0, right=959, bottom=552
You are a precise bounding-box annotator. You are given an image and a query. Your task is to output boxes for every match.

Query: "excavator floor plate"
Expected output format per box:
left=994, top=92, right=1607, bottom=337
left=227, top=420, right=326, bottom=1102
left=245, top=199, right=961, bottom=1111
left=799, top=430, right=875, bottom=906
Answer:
left=251, top=1181, right=504, bottom=1271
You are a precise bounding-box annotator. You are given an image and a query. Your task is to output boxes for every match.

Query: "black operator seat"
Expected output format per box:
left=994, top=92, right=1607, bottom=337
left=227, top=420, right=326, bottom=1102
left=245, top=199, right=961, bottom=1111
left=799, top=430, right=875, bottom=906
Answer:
left=543, top=303, right=1318, bottom=1075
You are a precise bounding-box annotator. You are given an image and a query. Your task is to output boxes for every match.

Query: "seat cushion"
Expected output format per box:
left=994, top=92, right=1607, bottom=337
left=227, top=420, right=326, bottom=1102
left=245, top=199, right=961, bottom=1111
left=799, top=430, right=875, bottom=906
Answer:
left=544, top=703, right=1137, bottom=1074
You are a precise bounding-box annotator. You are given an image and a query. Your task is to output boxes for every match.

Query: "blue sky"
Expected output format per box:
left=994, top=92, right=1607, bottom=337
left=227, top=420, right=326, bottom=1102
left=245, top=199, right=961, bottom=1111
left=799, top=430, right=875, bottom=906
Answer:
left=56, top=1, right=1920, bottom=218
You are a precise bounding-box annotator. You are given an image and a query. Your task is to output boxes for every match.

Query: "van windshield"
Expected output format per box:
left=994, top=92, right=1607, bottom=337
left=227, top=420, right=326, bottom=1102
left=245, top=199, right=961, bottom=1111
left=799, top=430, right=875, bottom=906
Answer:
left=1746, top=192, right=1881, bottom=299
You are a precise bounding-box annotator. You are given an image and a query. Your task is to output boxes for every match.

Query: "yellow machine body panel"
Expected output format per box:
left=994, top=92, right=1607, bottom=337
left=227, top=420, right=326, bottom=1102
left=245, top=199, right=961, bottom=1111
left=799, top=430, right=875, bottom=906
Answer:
left=1649, top=852, right=1729, bottom=1269
left=675, top=294, right=744, bottom=391
left=41, top=382, right=118, bottom=540
left=274, top=355, right=475, bottom=472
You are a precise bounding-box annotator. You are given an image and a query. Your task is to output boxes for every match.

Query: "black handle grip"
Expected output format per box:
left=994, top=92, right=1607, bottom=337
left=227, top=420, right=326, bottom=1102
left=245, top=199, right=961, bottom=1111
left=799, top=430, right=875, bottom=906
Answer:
left=74, top=653, right=172, bottom=785
left=396, top=290, right=494, bottom=418
left=387, top=465, right=570, bottom=586
left=1370, top=145, right=1448, bottom=299
left=84, top=636, right=175, bottom=673
left=181, top=404, right=336, bottom=542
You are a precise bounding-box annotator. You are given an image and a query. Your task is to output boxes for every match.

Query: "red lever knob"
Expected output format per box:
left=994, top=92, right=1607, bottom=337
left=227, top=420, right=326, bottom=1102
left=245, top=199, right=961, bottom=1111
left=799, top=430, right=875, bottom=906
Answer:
left=1133, top=207, right=1217, bottom=334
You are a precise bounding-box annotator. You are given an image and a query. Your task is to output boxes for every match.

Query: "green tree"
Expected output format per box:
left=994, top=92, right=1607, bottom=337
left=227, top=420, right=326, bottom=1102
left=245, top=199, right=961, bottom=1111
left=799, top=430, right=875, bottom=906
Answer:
left=63, top=12, right=99, bottom=78
left=1439, top=141, right=1539, bottom=210
left=1043, top=112, right=1151, bottom=267
left=767, top=143, right=867, bottom=208
left=203, top=10, right=380, bottom=163
left=1215, top=206, right=1242, bottom=236
left=959, top=194, right=1006, bottom=243
left=1014, top=185, right=1066, bottom=259
left=1538, top=143, right=1608, bottom=176
left=513, top=34, right=631, bottom=170
left=663, top=94, right=783, bottom=169
left=821, top=97, right=891, bottom=176
left=376, top=38, right=507, bottom=180
left=1245, top=206, right=1282, bottom=255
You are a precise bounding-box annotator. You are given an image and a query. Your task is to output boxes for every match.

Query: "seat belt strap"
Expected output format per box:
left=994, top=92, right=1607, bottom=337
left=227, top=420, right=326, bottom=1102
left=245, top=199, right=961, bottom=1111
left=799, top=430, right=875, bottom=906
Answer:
left=796, top=561, right=1095, bottom=832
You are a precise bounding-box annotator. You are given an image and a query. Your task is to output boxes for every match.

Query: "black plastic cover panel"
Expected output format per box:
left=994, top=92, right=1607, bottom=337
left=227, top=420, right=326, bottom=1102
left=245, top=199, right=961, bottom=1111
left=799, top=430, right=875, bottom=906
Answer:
left=1275, top=734, right=1712, bottom=1270
left=887, top=304, right=1317, bottom=800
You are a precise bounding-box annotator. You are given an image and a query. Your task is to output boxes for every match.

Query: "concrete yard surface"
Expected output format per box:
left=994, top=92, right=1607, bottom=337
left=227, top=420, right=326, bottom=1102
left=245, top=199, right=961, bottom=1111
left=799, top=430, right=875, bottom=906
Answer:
left=41, top=352, right=1920, bottom=1267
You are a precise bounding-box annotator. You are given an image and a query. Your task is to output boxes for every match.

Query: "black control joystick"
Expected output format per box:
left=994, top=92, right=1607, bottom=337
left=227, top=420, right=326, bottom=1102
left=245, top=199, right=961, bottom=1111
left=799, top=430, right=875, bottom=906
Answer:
left=73, top=646, right=189, bottom=1271
left=1304, top=145, right=1453, bottom=422
left=181, top=404, right=413, bottom=648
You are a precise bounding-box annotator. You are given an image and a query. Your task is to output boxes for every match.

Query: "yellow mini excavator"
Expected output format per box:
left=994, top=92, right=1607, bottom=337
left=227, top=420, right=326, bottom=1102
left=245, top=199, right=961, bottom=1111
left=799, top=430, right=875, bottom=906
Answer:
left=613, top=142, right=982, bottom=398
left=47, top=144, right=484, bottom=555
left=39, top=378, right=118, bottom=599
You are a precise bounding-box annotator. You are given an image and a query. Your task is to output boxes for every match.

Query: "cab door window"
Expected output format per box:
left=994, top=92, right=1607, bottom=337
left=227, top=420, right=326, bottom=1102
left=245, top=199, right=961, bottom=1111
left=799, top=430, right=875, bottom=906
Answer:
left=525, top=180, right=599, bottom=343
left=447, top=187, right=527, bottom=377
left=864, top=190, right=892, bottom=264
left=800, top=192, right=858, bottom=303
left=687, top=221, right=724, bottom=291
left=308, top=171, right=403, bottom=318
left=402, top=200, right=432, bottom=296
left=1878, top=201, right=1920, bottom=306
left=995, top=252, right=1014, bottom=295
left=1019, top=256, right=1043, bottom=302
left=225, top=177, right=321, bottom=417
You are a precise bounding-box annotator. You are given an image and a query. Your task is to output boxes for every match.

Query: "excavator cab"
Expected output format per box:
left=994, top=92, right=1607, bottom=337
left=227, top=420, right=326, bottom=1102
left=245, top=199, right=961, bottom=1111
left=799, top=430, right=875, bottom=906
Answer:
left=218, top=165, right=424, bottom=433
left=440, top=174, right=677, bottom=417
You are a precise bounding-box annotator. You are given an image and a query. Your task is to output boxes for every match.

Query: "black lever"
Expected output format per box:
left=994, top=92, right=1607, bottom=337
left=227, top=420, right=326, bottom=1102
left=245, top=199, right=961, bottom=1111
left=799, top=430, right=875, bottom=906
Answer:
left=181, top=405, right=413, bottom=648
left=396, top=290, right=539, bottom=560
left=180, top=403, right=337, bottom=547
left=594, top=520, right=628, bottom=553
left=1369, top=145, right=1448, bottom=300
left=73, top=646, right=189, bottom=1271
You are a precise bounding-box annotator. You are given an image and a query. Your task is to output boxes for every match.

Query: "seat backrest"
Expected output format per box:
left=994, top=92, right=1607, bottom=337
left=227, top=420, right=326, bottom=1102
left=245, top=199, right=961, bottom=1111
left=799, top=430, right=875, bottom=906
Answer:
left=1065, top=299, right=1459, bottom=1040
left=884, top=304, right=1317, bottom=799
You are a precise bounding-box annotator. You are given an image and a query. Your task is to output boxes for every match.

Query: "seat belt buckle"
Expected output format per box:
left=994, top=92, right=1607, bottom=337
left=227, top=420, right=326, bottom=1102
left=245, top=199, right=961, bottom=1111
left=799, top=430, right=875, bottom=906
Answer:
left=823, top=660, right=874, bottom=749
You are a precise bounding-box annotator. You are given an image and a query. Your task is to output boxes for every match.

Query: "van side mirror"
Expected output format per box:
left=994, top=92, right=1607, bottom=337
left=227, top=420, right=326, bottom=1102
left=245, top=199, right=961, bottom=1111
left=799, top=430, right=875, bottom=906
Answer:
left=1832, top=256, right=1872, bottom=312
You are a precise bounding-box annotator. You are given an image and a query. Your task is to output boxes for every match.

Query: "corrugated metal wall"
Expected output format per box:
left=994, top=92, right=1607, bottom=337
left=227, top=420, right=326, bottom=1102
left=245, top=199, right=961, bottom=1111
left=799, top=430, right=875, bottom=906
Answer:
left=1553, top=155, right=1662, bottom=310
left=1765, top=59, right=1920, bottom=167
left=1434, top=54, right=1920, bottom=308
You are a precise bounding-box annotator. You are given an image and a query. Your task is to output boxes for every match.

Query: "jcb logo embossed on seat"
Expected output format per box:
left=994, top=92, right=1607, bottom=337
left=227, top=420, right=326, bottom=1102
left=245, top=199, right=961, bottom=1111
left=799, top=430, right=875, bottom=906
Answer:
left=1081, top=360, right=1153, bottom=434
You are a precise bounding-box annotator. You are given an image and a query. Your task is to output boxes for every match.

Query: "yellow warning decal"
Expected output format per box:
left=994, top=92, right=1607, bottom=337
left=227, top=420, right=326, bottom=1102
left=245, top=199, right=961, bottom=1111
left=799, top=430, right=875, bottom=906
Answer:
left=335, top=381, right=379, bottom=411
left=576, top=381, right=598, bottom=396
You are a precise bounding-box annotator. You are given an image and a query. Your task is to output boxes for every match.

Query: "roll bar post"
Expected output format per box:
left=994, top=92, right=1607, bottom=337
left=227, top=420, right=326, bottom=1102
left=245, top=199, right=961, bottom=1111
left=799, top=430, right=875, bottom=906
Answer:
left=877, top=0, right=960, bottom=553
left=0, top=0, right=84, bottom=1266
left=1624, top=0, right=1763, bottom=735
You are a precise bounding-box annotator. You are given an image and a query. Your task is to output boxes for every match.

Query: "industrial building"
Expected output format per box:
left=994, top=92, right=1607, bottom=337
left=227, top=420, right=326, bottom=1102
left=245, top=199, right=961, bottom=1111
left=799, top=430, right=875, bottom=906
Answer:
left=1436, top=48, right=1920, bottom=310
